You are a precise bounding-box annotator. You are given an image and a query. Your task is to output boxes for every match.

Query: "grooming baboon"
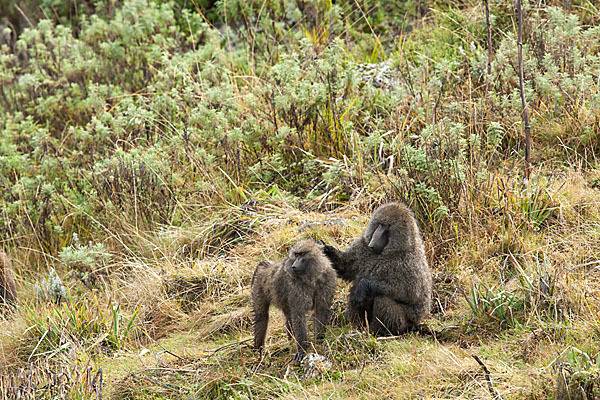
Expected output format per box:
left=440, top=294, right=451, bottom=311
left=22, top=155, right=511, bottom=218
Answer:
left=323, top=201, right=432, bottom=335
left=252, top=240, right=337, bottom=361
left=0, top=251, right=17, bottom=312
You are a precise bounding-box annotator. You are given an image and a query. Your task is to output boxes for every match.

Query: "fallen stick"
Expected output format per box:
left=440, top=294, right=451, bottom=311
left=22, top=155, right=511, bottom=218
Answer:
left=472, top=354, right=503, bottom=399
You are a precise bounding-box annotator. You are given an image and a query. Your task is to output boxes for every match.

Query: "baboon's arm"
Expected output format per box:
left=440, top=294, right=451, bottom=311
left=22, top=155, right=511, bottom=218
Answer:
left=290, top=312, right=309, bottom=361
left=322, top=245, right=344, bottom=270
left=323, top=239, right=364, bottom=281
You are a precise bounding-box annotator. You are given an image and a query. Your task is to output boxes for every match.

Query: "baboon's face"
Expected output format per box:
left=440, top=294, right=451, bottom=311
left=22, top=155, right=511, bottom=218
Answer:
left=367, top=223, right=389, bottom=254
left=288, top=250, right=310, bottom=276
left=365, top=202, right=415, bottom=255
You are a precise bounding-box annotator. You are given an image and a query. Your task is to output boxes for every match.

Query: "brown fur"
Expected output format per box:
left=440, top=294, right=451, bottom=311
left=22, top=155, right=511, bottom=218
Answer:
left=251, top=240, right=337, bottom=360
left=323, top=201, right=432, bottom=335
left=0, top=251, right=17, bottom=312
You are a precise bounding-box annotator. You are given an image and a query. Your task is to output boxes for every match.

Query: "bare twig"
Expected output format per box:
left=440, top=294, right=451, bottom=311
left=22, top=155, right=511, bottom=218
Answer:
left=516, top=0, right=532, bottom=180
left=136, top=367, right=196, bottom=374
left=472, top=355, right=503, bottom=399
left=568, top=260, right=600, bottom=272
left=161, top=349, right=187, bottom=361
left=376, top=335, right=402, bottom=341
left=484, top=0, right=493, bottom=78
left=14, top=5, right=34, bottom=29
left=138, top=327, right=188, bottom=361
left=206, top=338, right=252, bottom=356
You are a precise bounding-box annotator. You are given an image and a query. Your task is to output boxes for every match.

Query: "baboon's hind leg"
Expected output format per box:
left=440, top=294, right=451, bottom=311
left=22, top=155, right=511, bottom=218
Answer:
left=253, top=296, right=270, bottom=350
left=314, top=289, right=334, bottom=341
left=369, top=296, right=410, bottom=336
left=345, top=302, right=369, bottom=330
left=346, top=281, right=374, bottom=330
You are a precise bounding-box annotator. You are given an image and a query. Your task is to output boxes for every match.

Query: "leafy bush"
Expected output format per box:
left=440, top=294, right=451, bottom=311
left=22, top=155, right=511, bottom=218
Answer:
left=59, top=233, right=111, bottom=288
left=1, top=0, right=599, bottom=255
left=36, top=267, right=68, bottom=303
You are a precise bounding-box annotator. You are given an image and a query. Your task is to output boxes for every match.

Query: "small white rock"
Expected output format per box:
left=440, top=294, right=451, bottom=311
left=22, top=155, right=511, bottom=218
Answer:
left=303, top=353, right=332, bottom=379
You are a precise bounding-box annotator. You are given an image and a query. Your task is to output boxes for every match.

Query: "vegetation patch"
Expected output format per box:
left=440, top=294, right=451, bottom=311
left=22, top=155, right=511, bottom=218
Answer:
left=1, top=0, right=600, bottom=398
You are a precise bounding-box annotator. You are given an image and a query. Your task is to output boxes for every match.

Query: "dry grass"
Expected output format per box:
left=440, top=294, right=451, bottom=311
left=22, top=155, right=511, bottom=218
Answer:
left=1, top=166, right=600, bottom=399
left=2, top=0, right=600, bottom=398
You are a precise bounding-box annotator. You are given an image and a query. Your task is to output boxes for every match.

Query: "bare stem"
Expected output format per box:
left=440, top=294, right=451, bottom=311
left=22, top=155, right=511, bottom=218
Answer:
left=517, top=0, right=531, bottom=180
left=472, top=355, right=503, bottom=399
left=484, top=0, right=492, bottom=78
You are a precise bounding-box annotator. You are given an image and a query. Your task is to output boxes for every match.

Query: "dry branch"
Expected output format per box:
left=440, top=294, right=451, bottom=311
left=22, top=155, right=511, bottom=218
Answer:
left=484, top=0, right=492, bottom=78
left=516, top=0, right=532, bottom=179
left=472, top=355, right=503, bottom=400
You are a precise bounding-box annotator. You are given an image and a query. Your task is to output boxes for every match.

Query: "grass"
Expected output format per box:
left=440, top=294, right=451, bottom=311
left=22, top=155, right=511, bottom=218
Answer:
left=2, top=181, right=600, bottom=398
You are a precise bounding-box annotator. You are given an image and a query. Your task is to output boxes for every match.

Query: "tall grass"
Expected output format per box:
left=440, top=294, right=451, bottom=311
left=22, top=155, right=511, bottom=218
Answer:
left=0, top=1, right=600, bottom=398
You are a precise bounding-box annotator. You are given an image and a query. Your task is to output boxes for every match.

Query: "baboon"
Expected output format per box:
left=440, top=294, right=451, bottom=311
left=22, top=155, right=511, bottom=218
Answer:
left=323, top=201, right=432, bottom=335
left=252, top=240, right=337, bottom=361
left=0, top=250, right=17, bottom=312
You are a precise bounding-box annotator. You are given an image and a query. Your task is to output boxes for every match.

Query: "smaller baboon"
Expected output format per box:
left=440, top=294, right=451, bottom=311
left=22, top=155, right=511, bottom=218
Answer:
left=252, top=240, right=337, bottom=361
left=0, top=251, right=17, bottom=312
left=323, top=201, right=432, bottom=335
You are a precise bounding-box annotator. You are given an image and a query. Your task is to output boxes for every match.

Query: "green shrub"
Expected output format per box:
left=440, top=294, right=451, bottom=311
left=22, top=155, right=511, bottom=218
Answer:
left=1, top=0, right=600, bottom=254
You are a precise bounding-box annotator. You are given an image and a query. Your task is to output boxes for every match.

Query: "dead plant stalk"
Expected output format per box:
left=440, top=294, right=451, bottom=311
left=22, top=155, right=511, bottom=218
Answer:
left=517, top=0, right=532, bottom=180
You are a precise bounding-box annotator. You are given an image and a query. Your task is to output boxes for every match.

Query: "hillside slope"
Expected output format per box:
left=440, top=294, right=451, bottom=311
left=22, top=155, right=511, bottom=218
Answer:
left=1, top=0, right=600, bottom=398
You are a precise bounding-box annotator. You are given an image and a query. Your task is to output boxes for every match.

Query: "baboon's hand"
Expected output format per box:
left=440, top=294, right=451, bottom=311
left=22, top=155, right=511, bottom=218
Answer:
left=322, top=244, right=341, bottom=266
left=293, top=350, right=306, bottom=362
left=322, top=244, right=337, bottom=257
left=354, top=278, right=374, bottom=305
